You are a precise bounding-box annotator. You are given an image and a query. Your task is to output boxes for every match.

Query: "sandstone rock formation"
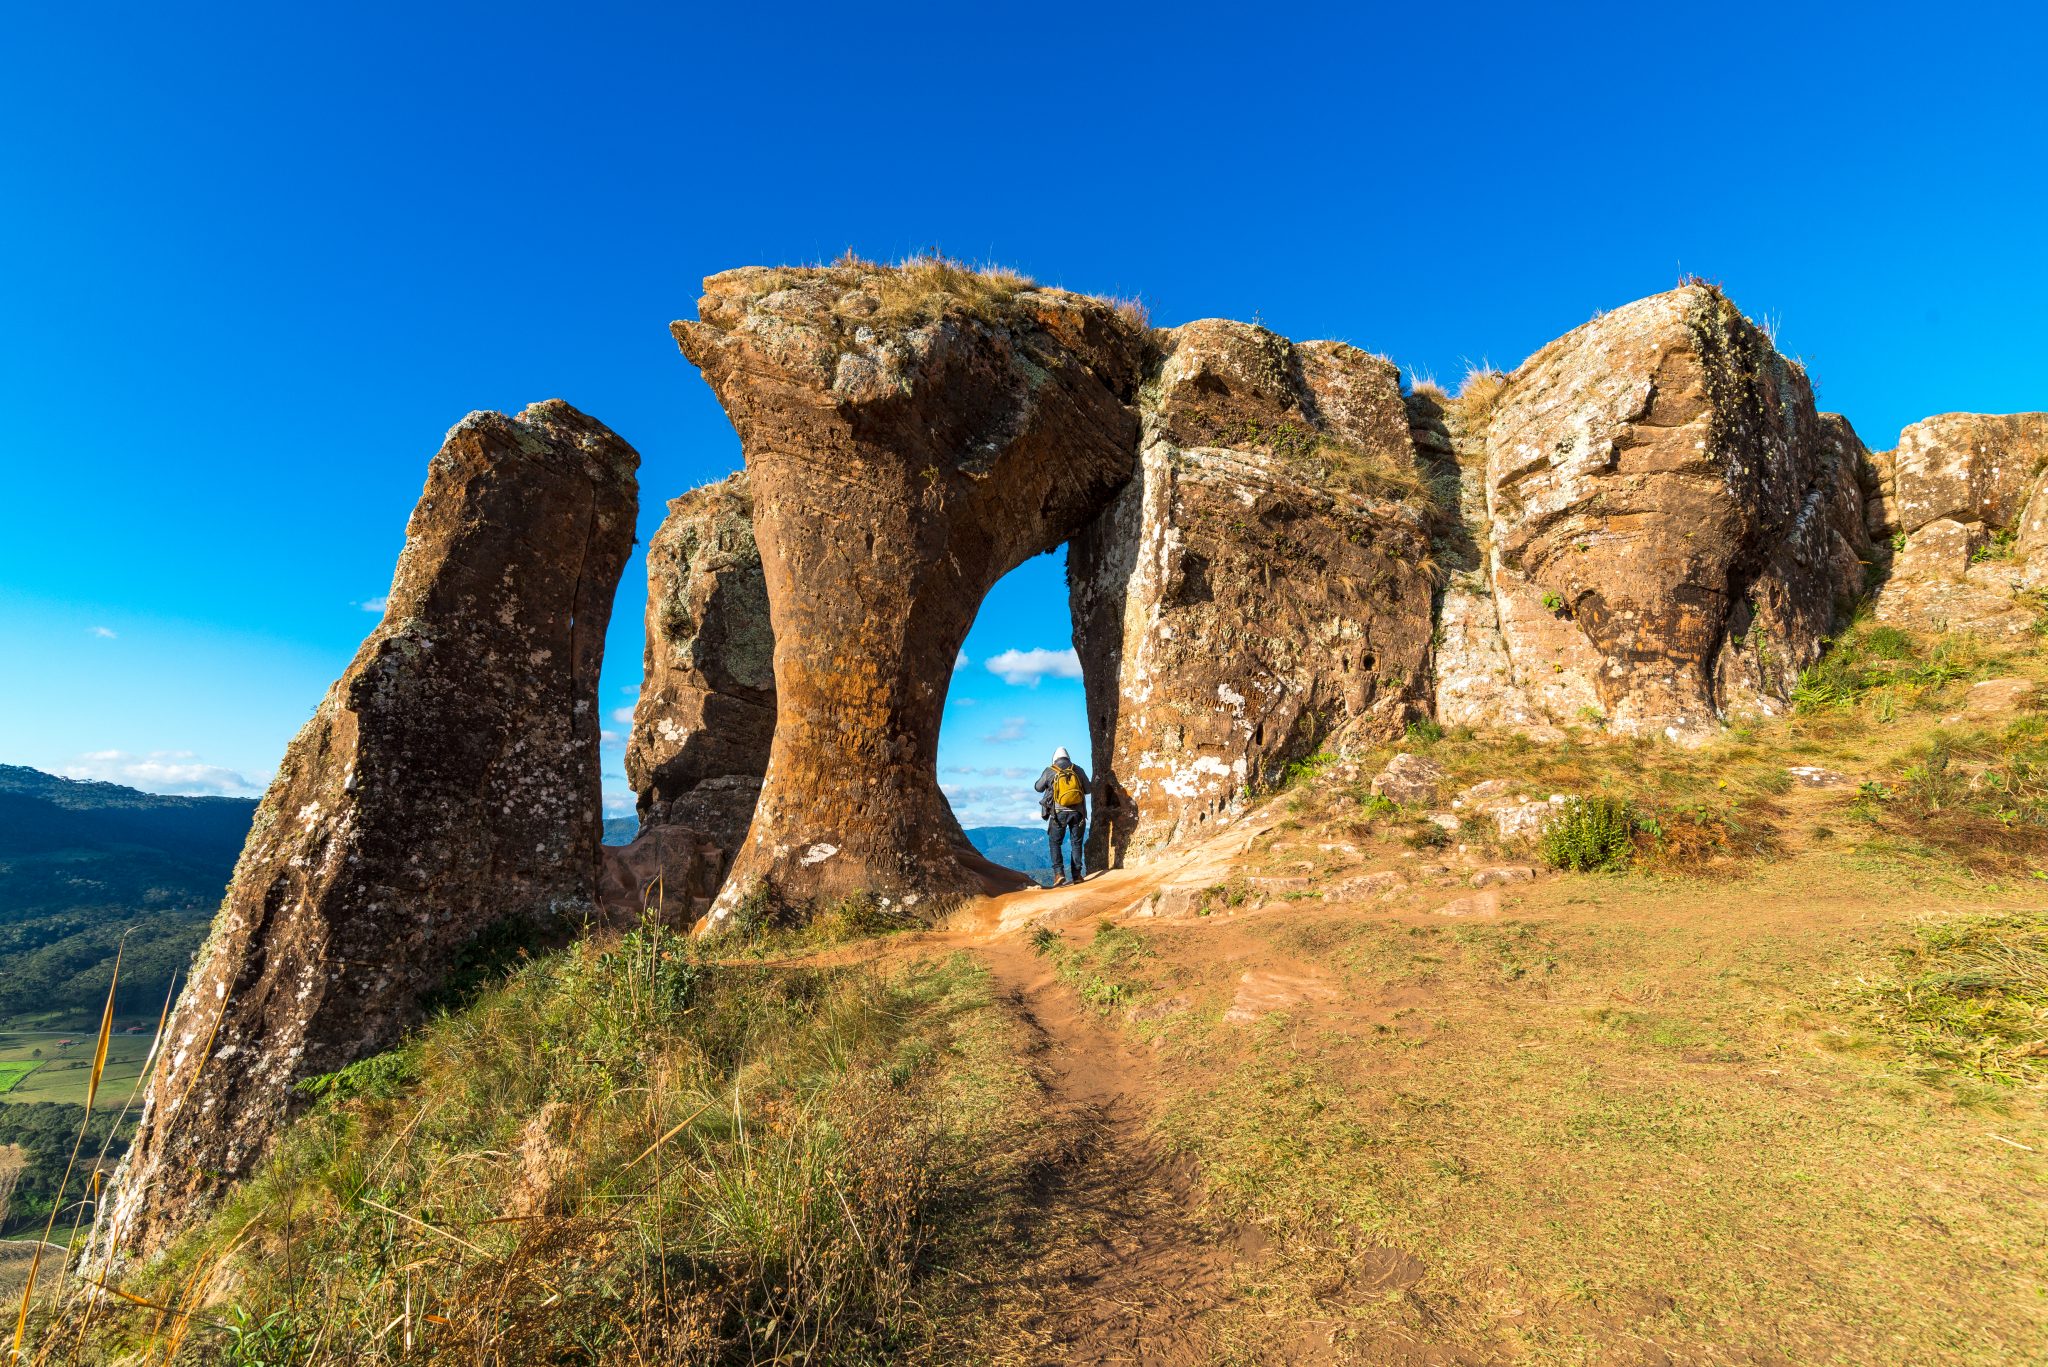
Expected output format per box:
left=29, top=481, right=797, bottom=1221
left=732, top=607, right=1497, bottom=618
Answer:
left=89, top=401, right=639, bottom=1266
left=1071, top=321, right=1437, bottom=865
left=596, top=825, right=728, bottom=925
left=673, top=261, right=1150, bottom=921
left=1371, top=753, right=1446, bottom=805
left=1435, top=285, right=1871, bottom=740
left=625, top=472, right=774, bottom=854
left=1868, top=412, right=2048, bottom=636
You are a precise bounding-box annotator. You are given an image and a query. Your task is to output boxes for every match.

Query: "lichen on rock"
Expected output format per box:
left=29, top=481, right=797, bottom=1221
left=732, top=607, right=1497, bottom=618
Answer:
left=625, top=471, right=774, bottom=855
left=673, top=259, right=1152, bottom=922
left=1072, top=320, right=1437, bottom=866
left=1450, top=284, right=1871, bottom=740
left=1868, top=412, right=2048, bottom=637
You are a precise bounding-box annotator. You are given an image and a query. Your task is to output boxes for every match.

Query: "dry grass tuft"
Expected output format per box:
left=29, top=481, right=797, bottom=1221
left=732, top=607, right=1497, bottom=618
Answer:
left=1105, top=294, right=1152, bottom=330
left=1446, top=364, right=1508, bottom=428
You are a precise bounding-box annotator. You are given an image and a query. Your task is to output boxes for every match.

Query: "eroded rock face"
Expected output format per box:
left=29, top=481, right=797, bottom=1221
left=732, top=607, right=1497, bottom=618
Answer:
left=1071, top=321, right=1435, bottom=865
left=673, top=263, right=1150, bottom=921
left=624, top=473, right=774, bottom=854
left=1446, top=286, right=1870, bottom=739
left=1870, top=413, right=2048, bottom=637
left=90, top=401, right=638, bottom=1266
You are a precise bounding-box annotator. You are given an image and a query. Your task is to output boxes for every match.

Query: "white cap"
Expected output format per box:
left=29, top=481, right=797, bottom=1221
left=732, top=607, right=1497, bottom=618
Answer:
left=1052, top=746, right=1070, bottom=762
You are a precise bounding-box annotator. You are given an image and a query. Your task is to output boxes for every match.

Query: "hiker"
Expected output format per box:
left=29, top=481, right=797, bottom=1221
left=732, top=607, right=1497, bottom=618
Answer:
left=1034, top=746, right=1089, bottom=887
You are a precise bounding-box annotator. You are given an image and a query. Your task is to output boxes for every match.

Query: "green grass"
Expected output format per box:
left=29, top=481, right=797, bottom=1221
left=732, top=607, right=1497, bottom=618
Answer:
left=1834, top=911, right=2048, bottom=1089
left=1036, top=919, right=1153, bottom=1013
left=1126, top=886, right=2048, bottom=1365
left=0, top=1063, right=41, bottom=1096
left=50, top=918, right=1043, bottom=1366
left=1791, top=623, right=1980, bottom=715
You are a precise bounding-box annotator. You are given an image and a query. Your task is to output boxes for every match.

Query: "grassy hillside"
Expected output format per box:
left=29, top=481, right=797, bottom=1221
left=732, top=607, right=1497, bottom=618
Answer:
left=32, top=622, right=2048, bottom=1364
left=54, top=921, right=1059, bottom=1364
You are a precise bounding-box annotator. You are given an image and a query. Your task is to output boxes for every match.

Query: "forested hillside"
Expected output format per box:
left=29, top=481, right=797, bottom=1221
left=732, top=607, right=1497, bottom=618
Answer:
left=0, top=766, right=251, bottom=1022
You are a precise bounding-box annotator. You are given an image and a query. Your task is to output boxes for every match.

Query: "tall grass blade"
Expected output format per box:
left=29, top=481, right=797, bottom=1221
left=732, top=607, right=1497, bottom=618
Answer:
left=10, top=942, right=122, bottom=1360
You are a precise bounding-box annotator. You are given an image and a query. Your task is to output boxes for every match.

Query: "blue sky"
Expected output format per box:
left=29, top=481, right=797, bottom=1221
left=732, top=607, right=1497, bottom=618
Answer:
left=2, top=2, right=2043, bottom=828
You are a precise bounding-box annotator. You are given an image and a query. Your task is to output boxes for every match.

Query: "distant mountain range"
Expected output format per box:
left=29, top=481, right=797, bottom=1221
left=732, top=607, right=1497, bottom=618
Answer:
left=0, top=769, right=1057, bottom=1027
left=965, top=826, right=1054, bottom=885
left=0, top=765, right=257, bottom=1022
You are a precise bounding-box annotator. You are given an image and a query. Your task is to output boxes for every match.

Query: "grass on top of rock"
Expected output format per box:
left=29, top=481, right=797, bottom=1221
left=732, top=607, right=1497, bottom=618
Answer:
left=41, top=918, right=1041, bottom=1366
left=1245, top=618, right=2048, bottom=897
left=1791, top=620, right=1976, bottom=716
left=1444, top=363, right=1508, bottom=428
left=737, top=251, right=1153, bottom=338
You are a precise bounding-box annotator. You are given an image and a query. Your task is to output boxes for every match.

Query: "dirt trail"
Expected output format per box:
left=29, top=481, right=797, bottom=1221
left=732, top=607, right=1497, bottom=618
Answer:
left=974, top=933, right=1246, bottom=1365
left=742, top=815, right=1310, bottom=1357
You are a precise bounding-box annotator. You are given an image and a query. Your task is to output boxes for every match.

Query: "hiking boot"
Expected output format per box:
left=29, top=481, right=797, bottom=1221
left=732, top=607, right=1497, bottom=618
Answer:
left=1051, top=876, right=1068, bottom=887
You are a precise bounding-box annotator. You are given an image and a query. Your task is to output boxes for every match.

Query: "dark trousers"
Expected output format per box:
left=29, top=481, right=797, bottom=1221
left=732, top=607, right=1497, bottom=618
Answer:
left=1047, top=809, right=1086, bottom=882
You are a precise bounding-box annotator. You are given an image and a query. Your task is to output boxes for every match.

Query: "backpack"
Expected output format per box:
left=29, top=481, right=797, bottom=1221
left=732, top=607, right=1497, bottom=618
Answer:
left=1051, top=765, right=1084, bottom=809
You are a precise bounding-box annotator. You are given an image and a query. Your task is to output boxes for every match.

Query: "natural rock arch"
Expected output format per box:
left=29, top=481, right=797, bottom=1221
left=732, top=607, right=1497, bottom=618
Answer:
left=656, top=265, right=1445, bottom=920
left=672, top=262, right=1150, bottom=923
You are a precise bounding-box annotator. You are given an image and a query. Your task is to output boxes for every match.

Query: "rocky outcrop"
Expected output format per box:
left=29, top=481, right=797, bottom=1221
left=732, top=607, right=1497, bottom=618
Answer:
left=624, top=473, right=774, bottom=854
left=1071, top=321, right=1436, bottom=864
left=673, top=261, right=1151, bottom=922
left=597, top=825, right=729, bottom=925
left=1439, top=285, right=1870, bottom=740
left=1869, top=413, right=2048, bottom=637
left=89, top=401, right=639, bottom=1266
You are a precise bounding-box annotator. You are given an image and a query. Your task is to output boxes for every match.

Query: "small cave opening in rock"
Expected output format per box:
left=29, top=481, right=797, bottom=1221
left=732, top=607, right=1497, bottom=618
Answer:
left=937, top=546, right=1095, bottom=888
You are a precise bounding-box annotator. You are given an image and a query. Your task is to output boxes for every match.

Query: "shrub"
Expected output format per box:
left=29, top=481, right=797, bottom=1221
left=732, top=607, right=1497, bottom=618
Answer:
left=1404, top=719, right=1445, bottom=745
left=1540, top=797, right=1636, bottom=872
left=1279, top=750, right=1337, bottom=789
left=1404, top=822, right=1451, bottom=851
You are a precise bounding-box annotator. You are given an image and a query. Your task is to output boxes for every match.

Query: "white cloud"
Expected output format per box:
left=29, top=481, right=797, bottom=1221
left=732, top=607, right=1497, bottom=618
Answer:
left=980, top=716, right=1033, bottom=745
left=621, top=685, right=641, bottom=699
left=358, top=596, right=388, bottom=613
left=955, top=649, right=969, bottom=672
left=602, top=788, right=637, bottom=815
left=87, top=626, right=117, bottom=639
left=985, top=647, right=1082, bottom=688
left=600, top=729, right=622, bottom=746
left=940, top=781, right=1046, bottom=827
left=611, top=706, right=636, bottom=725
left=62, top=749, right=264, bottom=798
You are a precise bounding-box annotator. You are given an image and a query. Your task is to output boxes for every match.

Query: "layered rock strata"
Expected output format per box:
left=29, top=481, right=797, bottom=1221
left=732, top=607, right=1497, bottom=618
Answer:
left=89, top=401, right=639, bottom=1266
left=1071, top=320, right=1435, bottom=865
left=673, top=263, right=1150, bottom=921
left=1869, top=412, right=2048, bottom=636
left=1439, top=285, right=1870, bottom=739
left=624, top=472, right=774, bottom=854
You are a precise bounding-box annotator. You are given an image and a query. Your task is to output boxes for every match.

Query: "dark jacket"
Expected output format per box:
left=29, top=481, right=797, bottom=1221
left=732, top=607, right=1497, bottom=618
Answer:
left=1034, top=761, right=1089, bottom=821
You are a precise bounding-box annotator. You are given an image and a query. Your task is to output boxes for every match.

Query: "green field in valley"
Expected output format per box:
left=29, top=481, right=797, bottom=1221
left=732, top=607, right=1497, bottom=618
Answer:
left=0, top=1029, right=157, bottom=1110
